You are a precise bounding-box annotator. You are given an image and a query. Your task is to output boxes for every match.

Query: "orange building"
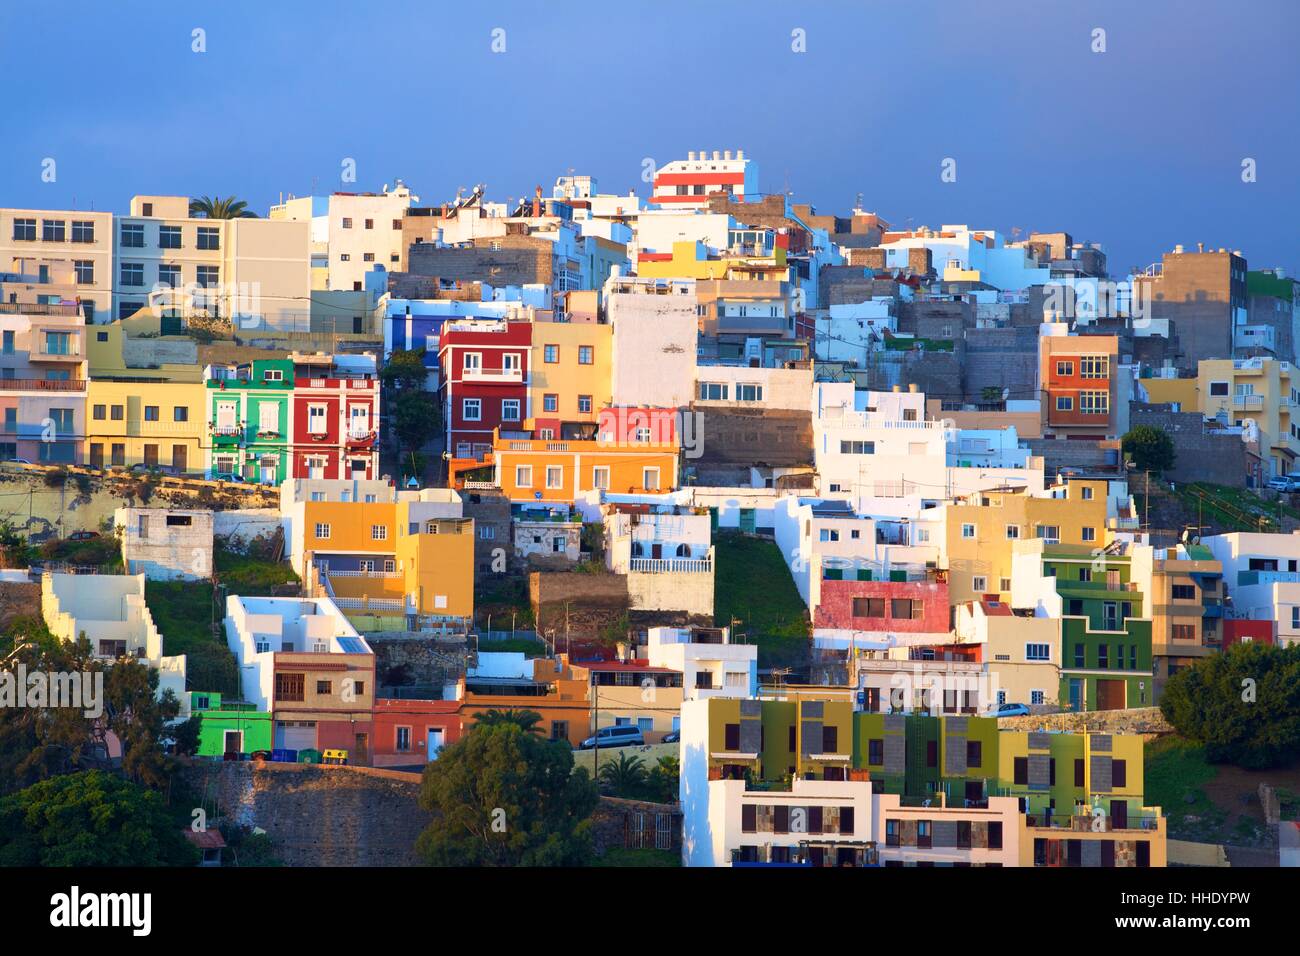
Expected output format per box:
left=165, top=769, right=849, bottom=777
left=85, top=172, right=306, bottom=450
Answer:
left=1038, top=328, right=1120, bottom=439
left=492, top=424, right=678, bottom=504
left=459, top=656, right=593, bottom=747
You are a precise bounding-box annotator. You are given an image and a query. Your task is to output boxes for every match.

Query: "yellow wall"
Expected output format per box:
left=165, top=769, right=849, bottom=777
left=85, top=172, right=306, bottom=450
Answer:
left=1197, top=358, right=1297, bottom=475
left=396, top=504, right=475, bottom=618
left=528, top=321, right=612, bottom=423
left=1139, top=377, right=1197, bottom=408
left=637, top=240, right=790, bottom=282
left=84, top=380, right=207, bottom=470
left=945, top=480, right=1109, bottom=604
left=302, top=501, right=396, bottom=555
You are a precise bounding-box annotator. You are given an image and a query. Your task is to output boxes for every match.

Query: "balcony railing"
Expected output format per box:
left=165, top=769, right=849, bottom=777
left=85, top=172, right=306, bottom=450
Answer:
left=629, top=556, right=713, bottom=574
left=0, top=377, right=86, bottom=391
left=463, top=366, right=523, bottom=382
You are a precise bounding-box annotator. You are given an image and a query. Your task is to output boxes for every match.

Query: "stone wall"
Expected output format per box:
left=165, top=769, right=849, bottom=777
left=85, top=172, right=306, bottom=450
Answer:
left=182, top=761, right=429, bottom=866
left=1130, top=403, right=1250, bottom=488
left=369, top=636, right=469, bottom=690
left=997, top=706, right=1172, bottom=736
left=0, top=580, right=40, bottom=630
left=530, top=570, right=630, bottom=639
left=590, top=796, right=682, bottom=856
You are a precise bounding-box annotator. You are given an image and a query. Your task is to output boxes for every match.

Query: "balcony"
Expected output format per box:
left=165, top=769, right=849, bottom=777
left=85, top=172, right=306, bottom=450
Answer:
left=0, top=377, right=86, bottom=391
left=629, top=556, right=713, bottom=574
left=211, top=423, right=243, bottom=445
left=29, top=338, right=82, bottom=362
left=462, top=366, right=523, bottom=383
left=1232, top=394, right=1264, bottom=410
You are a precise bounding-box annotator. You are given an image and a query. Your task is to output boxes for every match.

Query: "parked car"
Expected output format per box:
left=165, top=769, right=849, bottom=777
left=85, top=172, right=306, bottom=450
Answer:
left=577, top=725, right=645, bottom=750
left=988, top=702, right=1031, bottom=718
left=212, top=472, right=244, bottom=483
left=1267, top=476, right=1300, bottom=492
left=67, top=530, right=100, bottom=541
left=4, top=457, right=32, bottom=465
left=661, top=729, right=681, bottom=744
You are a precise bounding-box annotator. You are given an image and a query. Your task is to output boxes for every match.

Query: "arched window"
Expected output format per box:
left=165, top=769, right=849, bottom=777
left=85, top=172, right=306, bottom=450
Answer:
left=676, top=543, right=690, bottom=557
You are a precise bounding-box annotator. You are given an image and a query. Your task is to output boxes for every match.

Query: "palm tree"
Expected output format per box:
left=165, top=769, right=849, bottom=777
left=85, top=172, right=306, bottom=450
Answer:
left=472, top=708, right=544, bottom=734
left=597, top=751, right=648, bottom=798
left=648, top=754, right=680, bottom=803
left=188, top=195, right=258, bottom=219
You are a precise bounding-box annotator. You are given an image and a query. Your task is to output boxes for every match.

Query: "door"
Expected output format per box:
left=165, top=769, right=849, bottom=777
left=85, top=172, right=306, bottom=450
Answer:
left=739, top=508, right=756, bottom=533
left=1110, top=799, right=1128, bottom=830
left=223, top=730, right=242, bottom=757
left=89, top=444, right=104, bottom=469
left=274, top=721, right=316, bottom=751
left=172, top=444, right=187, bottom=473
left=353, top=733, right=368, bottom=766
left=1096, top=679, right=1126, bottom=711
left=349, top=405, right=369, bottom=438
left=259, top=457, right=277, bottom=484
left=1068, top=679, right=1083, bottom=712
left=426, top=727, right=445, bottom=761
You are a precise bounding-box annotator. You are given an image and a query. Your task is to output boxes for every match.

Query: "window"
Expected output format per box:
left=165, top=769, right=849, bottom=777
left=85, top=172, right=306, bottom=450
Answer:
left=1014, top=757, right=1028, bottom=785
left=967, top=740, right=982, bottom=768
left=1112, top=760, right=1127, bottom=788
left=275, top=673, right=305, bottom=702
left=543, top=394, right=558, bottom=413
left=1055, top=396, right=1073, bottom=412
left=819, top=528, right=839, bottom=542
left=196, top=226, right=220, bottom=250
left=822, top=726, right=838, bottom=752
left=74, top=260, right=94, bottom=284
left=891, top=598, right=923, bottom=620
left=144, top=406, right=159, bottom=422
left=1031, top=690, right=1045, bottom=705
left=341, top=217, right=353, bottom=229
left=1080, top=355, right=1109, bottom=379
left=1005, top=524, right=1020, bottom=540
left=546, top=466, right=563, bottom=489
left=840, top=440, right=875, bottom=455
left=1055, top=360, right=1074, bottom=377
left=544, top=344, right=559, bottom=363
left=196, top=265, right=218, bottom=288
left=642, top=467, right=660, bottom=490
left=868, top=739, right=884, bottom=764
left=961, top=523, right=976, bottom=539
left=174, top=406, right=189, bottom=422
left=578, top=346, right=593, bottom=365
left=852, top=597, right=885, bottom=618
left=736, top=383, right=763, bottom=402
left=1080, top=390, right=1109, bottom=415
left=999, top=577, right=1012, bottom=592
left=316, top=680, right=332, bottom=695
left=462, top=398, right=481, bottom=421
left=724, top=723, right=740, bottom=751
left=592, top=466, right=609, bottom=490
left=1171, top=624, right=1196, bottom=642
left=1208, top=380, right=1229, bottom=397
left=1026, top=643, right=1051, bottom=661
left=120, top=262, right=144, bottom=286
left=157, top=263, right=180, bottom=288
left=120, top=223, right=144, bottom=247
left=698, top=382, right=728, bottom=401
left=92, top=404, right=106, bottom=421
left=12, top=218, right=36, bottom=241
left=1171, top=584, right=1196, bottom=600
left=314, top=523, right=330, bottom=539
left=159, top=225, right=182, bottom=249
left=71, top=220, right=94, bottom=243
left=42, top=219, right=66, bottom=242
left=501, top=399, right=520, bottom=421
left=1081, top=527, right=1096, bottom=542
left=364, top=218, right=374, bottom=230
left=363, top=252, right=375, bottom=262
left=972, top=575, right=987, bottom=593
left=578, top=394, right=592, bottom=414
left=371, top=524, right=388, bottom=541
left=515, top=465, right=532, bottom=488
left=1081, top=485, right=1094, bottom=500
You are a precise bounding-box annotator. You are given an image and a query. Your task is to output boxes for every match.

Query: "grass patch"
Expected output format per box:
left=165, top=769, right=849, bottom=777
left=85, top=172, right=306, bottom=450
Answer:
left=214, top=545, right=299, bottom=595
left=477, top=636, right=547, bottom=657
left=593, top=847, right=680, bottom=867
left=1173, top=482, right=1294, bottom=533
left=712, top=532, right=809, bottom=667
left=475, top=574, right=534, bottom=628
left=145, top=579, right=239, bottom=697
left=1144, top=736, right=1224, bottom=840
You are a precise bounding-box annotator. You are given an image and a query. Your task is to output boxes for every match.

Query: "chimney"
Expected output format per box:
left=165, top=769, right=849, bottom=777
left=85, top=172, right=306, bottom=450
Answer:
left=724, top=150, right=732, bottom=160
left=892, top=384, right=901, bottom=393
left=1174, top=244, right=1184, bottom=254
left=736, top=149, right=745, bottom=160
left=687, top=151, right=695, bottom=161
left=713, top=150, right=721, bottom=160
left=908, top=383, right=918, bottom=393
left=1197, top=242, right=1204, bottom=253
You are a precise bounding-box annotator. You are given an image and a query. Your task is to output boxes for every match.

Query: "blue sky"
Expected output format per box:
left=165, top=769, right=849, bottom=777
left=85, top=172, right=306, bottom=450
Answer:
left=3, top=0, right=1296, bottom=275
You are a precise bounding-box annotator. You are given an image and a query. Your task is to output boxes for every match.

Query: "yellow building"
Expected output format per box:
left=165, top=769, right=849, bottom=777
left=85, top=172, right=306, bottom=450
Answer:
left=492, top=429, right=679, bottom=504
left=301, top=499, right=475, bottom=622
left=1129, top=542, right=1223, bottom=695
left=942, top=480, right=1111, bottom=605
left=528, top=316, right=612, bottom=427
left=637, top=240, right=790, bottom=283
left=84, top=379, right=207, bottom=473
left=1142, top=357, right=1299, bottom=478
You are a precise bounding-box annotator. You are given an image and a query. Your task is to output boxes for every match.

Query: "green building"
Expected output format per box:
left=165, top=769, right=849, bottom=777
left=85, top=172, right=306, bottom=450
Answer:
left=190, top=692, right=273, bottom=757
left=204, top=358, right=294, bottom=483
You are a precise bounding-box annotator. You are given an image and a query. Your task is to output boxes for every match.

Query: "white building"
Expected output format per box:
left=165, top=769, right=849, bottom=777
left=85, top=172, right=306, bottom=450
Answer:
left=645, top=626, right=757, bottom=700
left=1204, top=531, right=1300, bottom=647
left=650, top=150, right=758, bottom=210
left=811, top=300, right=898, bottom=365
left=115, top=507, right=214, bottom=580
left=606, top=275, right=698, bottom=410
left=605, top=504, right=714, bottom=617
left=878, top=224, right=1051, bottom=290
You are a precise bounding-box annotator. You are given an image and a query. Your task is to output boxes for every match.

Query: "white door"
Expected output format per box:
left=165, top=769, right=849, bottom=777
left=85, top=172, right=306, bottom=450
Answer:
left=426, top=727, right=444, bottom=761
left=350, top=405, right=370, bottom=438
left=259, top=457, right=277, bottom=484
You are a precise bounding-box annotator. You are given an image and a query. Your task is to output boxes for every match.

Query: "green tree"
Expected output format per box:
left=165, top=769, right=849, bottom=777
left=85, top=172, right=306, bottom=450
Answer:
left=416, top=722, right=599, bottom=866
left=1122, top=425, right=1176, bottom=474
left=393, top=389, right=439, bottom=450
left=1159, top=642, right=1300, bottom=769
left=106, top=660, right=182, bottom=789
left=0, top=770, right=200, bottom=866
left=472, top=708, right=544, bottom=734
left=381, top=348, right=429, bottom=389
left=597, top=751, right=648, bottom=798
left=646, top=754, right=680, bottom=804
left=188, top=195, right=257, bottom=219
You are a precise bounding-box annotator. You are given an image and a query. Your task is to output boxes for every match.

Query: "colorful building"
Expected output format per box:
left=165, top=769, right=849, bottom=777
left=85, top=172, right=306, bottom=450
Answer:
left=528, top=315, right=612, bottom=434
left=1037, top=326, right=1124, bottom=440
left=438, top=318, right=532, bottom=461
left=85, top=379, right=206, bottom=472
left=205, top=358, right=294, bottom=482
left=371, top=699, right=461, bottom=768
left=288, top=351, right=379, bottom=480
left=0, top=306, right=88, bottom=463
left=189, top=692, right=273, bottom=757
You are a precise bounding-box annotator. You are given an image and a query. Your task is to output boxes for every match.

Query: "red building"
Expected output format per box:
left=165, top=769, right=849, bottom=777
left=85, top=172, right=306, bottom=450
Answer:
left=439, top=319, right=532, bottom=460
left=814, top=574, right=951, bottom=634
left=371, top=699, right=462, bottom=768
left=289, top=352, right=379, bottom=480
left=1223, top=618, right=1274, bottom=648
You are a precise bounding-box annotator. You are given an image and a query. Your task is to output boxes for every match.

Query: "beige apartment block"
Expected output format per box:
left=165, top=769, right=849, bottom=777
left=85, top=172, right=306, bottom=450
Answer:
left=0, top=208, right=114, bottom=322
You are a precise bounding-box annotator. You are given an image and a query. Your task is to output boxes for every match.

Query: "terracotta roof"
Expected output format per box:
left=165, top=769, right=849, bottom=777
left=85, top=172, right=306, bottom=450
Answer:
left=183, top=829, right=227, bottom=850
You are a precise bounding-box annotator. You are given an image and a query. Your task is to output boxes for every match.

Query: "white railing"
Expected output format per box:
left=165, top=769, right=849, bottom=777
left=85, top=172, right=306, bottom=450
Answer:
left=463, top=366, right=523, bottom=381
left=463, top=480, right=499, bottom=490
left=629, top=556, right=713, bottom=574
